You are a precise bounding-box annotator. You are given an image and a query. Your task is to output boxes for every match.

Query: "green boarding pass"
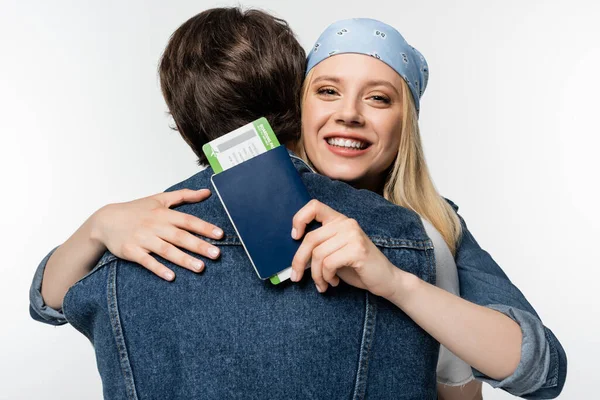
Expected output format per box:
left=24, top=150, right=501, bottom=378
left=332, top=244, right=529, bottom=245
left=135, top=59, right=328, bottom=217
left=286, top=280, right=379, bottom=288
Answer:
left=202, top=117, right=280, bottom=174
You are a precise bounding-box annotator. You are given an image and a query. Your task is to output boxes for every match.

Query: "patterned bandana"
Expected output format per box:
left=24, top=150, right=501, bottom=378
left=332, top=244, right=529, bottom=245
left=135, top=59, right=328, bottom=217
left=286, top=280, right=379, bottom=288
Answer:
left=306, top=18, right=429, bottom=114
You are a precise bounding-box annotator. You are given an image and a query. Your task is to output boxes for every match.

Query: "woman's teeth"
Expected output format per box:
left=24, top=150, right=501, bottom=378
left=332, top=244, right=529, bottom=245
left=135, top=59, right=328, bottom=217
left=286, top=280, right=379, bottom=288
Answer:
left=326, top=137, right=368, bottom=149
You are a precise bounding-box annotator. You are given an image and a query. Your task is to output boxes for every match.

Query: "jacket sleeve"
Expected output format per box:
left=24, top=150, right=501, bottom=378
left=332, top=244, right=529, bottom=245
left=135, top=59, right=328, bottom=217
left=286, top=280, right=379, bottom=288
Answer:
left=446, top=199, right=567, bottom=399
left=29, top=247, right=69, bottom=326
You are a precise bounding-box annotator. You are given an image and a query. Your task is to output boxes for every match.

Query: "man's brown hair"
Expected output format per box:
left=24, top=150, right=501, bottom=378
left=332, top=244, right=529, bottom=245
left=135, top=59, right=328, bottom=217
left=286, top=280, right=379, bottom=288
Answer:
left=159, top=7, right=306, bottom=166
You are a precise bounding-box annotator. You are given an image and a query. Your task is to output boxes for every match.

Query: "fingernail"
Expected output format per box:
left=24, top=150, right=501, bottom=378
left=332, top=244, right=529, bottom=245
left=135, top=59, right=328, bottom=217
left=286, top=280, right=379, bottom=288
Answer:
left=315, top=283, right=323, bottom=293
left=208, top=247, right=220, bottom=258
left=291, top=269, right=298, bottom=282
left=291, top=228, right=297, bottom=239
left=192, top=260, right=204, bottom=272
left=164, top=271, right=175, bottom=281
left=213, top=228, right=223, bottom=238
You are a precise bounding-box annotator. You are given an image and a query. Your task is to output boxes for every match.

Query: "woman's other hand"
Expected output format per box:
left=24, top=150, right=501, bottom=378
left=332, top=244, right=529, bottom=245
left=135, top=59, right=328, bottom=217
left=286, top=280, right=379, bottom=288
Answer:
left=290, top=199, right=399, bottom=297
left=92, top=189, right=224, bottom=281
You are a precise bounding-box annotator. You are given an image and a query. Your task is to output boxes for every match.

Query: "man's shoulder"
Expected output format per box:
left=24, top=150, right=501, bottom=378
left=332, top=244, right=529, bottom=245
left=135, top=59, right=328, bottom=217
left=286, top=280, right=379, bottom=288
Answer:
left=165, top=167, right=214, bottom=193
left=300, top=172, right=430, bottom=244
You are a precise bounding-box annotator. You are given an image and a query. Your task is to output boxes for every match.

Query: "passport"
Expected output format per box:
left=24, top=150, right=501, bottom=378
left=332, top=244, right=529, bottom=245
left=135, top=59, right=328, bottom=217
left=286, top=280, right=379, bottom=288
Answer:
left=210, top=144, right=314, bottom=283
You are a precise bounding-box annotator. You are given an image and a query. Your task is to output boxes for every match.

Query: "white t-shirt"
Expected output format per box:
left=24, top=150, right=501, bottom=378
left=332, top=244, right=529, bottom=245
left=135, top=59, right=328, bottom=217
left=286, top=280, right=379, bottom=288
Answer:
left=421, top=218, right=474, bottom=386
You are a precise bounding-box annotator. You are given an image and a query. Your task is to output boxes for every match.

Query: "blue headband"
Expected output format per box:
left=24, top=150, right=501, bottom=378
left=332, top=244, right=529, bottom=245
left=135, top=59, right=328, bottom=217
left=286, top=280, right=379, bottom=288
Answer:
left=306, top=18, right=429, bottom=114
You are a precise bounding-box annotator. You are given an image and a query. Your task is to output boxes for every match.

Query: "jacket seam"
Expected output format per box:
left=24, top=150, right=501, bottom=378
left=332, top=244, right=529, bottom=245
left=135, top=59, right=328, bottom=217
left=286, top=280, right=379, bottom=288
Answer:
left=352, top=292, right=378, bottom=400
left=202, top=236, right=244, bottom=245
left=426, top=246, right=436, bottom=286
left=203, top=235, right=432, bottom=249
left=370, top=237, right=433, bottom=249
left=107, top=263, right=139, bottom=400
left=97, top=253, right=118, bottom=269
left=65, top=254, right=116, bottom=293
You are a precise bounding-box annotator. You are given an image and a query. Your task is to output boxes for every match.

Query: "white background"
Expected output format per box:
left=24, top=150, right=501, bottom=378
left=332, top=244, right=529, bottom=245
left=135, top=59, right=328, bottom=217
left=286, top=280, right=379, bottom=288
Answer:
left=1, top=0, right=598, bottom=398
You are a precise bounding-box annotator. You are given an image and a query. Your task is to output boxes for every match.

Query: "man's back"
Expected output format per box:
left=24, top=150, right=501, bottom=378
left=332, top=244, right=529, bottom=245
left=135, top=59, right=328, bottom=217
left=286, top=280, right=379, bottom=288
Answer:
left=62, top=155, right=439, bottom=399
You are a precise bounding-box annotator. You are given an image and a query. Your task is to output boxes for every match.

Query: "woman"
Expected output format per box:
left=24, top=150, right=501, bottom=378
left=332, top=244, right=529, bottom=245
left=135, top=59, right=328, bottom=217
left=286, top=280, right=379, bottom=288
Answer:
left=31, top=16, right=562, bottom=399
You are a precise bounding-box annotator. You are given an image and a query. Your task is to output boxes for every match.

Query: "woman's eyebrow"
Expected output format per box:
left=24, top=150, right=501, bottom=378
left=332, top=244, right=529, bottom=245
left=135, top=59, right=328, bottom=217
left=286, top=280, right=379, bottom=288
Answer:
left=312, top=75, right=341, bottom=84
left=366, top=80, right=400, bottom=96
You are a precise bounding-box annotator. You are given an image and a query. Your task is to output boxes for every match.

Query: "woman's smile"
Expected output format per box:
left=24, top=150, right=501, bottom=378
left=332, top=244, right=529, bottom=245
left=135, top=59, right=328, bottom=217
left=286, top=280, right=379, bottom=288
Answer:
left=324, top=132, right=372, bottom=157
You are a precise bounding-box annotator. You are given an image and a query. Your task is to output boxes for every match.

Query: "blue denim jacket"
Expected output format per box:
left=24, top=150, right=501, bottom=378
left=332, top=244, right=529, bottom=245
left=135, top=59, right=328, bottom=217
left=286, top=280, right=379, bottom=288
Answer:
left=446, top=199, right=567, bottom=399
left=30, top=155, right=566, bottom=399
left=32, top=155, right=442, bottom=399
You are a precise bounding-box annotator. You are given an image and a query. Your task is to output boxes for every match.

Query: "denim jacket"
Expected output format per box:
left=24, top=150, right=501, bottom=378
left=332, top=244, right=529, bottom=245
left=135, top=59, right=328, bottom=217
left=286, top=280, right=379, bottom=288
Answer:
left=30, top=154, right=566, bottom=399
left=446, top=199, right=567, bottom=399
left=32, top=155, right=442, bottom=399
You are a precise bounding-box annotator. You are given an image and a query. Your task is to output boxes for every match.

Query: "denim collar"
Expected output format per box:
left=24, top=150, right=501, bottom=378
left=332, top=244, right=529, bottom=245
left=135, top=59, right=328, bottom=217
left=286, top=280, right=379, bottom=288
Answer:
left=286, top=148, right=315, bottom=174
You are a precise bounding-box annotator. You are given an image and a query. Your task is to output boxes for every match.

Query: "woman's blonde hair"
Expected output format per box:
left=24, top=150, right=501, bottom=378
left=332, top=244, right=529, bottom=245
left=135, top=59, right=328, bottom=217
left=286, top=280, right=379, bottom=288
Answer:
left=297, top=69, right=462, bottom=255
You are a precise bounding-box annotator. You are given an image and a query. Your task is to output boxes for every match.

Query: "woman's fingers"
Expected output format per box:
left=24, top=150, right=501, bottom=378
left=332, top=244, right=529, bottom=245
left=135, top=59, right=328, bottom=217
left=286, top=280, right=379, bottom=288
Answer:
left=291, top=199, right=344, bottom=239
left=123, top=245, right=178, bottom=281
left=166, top=208, right=224, bottom=240
left=156, top=223, right=221, bottom=260
left=310, top=234, right=349, bottom=290
left=336, top=267, right=367, bottom=290
left=144, top=236, right=205, bottom=274
left=320, top=245, right=352, bottom=287
left=156, top=188, right=213, bottom=208
left=290, top=223, right=338, bottom=283
left=96, top=189, right=224, bottom=278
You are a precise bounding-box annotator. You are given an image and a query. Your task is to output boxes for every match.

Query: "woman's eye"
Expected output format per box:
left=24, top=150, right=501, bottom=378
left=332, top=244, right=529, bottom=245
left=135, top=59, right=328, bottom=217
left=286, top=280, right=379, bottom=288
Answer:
left=370, top=95, right=391, bottom=104
left=317, top=88, right=338, bottom=96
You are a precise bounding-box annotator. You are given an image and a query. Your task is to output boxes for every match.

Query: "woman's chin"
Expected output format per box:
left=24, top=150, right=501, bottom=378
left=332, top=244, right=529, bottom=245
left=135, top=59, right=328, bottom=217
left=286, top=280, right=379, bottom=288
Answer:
left=309, top=151, right=371, bottom=183
left=321, top=167, right=365, bottom=185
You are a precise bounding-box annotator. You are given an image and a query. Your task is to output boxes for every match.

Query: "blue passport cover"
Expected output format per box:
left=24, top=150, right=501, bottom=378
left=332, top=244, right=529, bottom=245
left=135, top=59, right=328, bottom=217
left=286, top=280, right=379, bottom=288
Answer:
left=210, top=146, right=312, bottom=280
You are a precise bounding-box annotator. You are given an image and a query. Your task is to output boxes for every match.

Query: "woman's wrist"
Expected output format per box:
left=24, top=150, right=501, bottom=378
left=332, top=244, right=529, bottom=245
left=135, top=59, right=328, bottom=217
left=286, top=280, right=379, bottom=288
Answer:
left=87, top=206, right=110, bottom=251
left=384, top=267, right=422, bottom=307
left=40, top=208, right=110, bottom=310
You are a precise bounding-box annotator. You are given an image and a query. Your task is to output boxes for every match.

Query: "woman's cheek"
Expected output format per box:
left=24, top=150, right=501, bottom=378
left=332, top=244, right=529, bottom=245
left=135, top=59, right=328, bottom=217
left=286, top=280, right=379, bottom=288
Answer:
left=303, top=111, right=327, bottom=156
left=303, top=128, right=319, bottom=158
left=301, top=105, right=319, bottom=144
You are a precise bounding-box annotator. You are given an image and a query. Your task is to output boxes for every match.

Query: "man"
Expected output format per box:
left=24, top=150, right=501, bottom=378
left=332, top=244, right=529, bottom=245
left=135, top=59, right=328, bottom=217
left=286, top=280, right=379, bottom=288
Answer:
left=30, top=7, right=565, bottom=399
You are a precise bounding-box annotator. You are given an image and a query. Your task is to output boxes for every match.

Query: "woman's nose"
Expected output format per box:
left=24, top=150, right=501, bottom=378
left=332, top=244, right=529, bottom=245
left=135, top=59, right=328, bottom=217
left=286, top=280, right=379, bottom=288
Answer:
left=334, top=98, right=365, bottom=126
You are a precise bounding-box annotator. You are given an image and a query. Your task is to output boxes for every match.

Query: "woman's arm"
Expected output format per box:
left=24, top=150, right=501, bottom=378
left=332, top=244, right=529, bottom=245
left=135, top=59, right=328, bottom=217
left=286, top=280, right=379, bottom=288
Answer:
left=290, top=200, right=521, bottom=381
left=450, top=202, right=566, bottom=398
left=386, top=268, right=522, bottom=381
left=40, top=210, right=108, bottom=310
left=38, top=189, right=224, bottom=311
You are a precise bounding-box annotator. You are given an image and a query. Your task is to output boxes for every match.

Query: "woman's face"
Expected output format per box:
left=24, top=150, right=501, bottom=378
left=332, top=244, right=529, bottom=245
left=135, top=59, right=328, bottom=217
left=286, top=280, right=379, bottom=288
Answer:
left=301, top=53, right=405, bottom=193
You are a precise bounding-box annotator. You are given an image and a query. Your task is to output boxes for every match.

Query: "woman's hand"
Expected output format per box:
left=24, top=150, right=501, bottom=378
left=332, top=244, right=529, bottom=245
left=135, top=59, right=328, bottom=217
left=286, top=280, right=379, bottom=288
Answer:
left=289, top=199, right=400, bottom=298
left=92, top=188, right=224, bottom=281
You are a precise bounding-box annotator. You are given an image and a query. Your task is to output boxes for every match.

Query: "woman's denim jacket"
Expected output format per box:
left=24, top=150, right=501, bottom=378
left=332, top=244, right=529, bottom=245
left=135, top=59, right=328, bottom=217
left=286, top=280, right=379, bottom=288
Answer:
left=29, top=154, right=566, bottom=399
